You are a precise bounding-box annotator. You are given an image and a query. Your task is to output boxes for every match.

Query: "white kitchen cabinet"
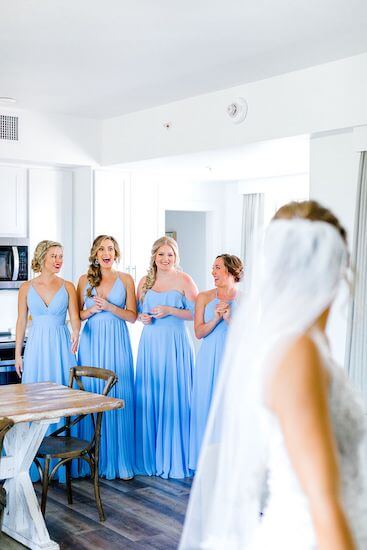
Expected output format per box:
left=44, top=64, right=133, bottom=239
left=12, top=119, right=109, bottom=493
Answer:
left=94, top=170, right=160, bottom=282
left=0, top=165, right=27, bottom=237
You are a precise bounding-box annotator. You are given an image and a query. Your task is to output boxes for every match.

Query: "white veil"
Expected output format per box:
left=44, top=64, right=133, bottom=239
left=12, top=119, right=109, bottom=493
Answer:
left=180, top=218, right=348, bottom=550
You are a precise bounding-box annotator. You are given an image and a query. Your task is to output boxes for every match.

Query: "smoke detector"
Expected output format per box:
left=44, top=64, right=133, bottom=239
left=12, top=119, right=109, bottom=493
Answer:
left=226, top=97, right=248, bottom=124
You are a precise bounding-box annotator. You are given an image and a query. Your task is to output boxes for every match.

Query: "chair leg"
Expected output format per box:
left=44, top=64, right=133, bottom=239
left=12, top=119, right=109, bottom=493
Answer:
left=41, top=457, right=50, bottom=517
left=92, top=461, right=105, bottom=522
left=0, top=486, right=6, bottom=526
left=66, top=460, right=73, bottom=504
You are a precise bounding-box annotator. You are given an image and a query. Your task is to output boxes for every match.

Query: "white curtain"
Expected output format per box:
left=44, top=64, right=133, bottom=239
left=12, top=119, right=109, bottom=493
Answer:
left=345, top=152, right=367, bottom=405
left=241, top=193, right=264, bottom=270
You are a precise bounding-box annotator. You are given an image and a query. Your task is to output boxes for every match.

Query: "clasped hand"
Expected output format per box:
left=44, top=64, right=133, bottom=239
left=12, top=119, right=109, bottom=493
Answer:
left=215, top=300, right=231, bottom=321
left=151, top=305, right=171, bottom=319
left=92, top=296, right=111, bottom=313
left=139, top=305, right=171, bottom=324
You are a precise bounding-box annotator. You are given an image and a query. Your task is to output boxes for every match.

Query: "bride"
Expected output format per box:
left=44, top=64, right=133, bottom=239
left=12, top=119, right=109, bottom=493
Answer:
left=180, top=200, right=367, bottom=549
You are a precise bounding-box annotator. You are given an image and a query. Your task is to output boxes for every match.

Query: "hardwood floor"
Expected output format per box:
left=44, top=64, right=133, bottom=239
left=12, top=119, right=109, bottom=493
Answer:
left=0, top=475, right=192, bottom=549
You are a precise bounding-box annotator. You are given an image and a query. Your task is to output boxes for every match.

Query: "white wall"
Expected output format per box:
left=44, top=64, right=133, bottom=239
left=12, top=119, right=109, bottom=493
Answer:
left=28, top=168, right=73, bottom=281
left=0, top=107, right=100, bottom=166
left=102, top=53, right=367, bottom=165
left=310, top=129, right=360, bottom=365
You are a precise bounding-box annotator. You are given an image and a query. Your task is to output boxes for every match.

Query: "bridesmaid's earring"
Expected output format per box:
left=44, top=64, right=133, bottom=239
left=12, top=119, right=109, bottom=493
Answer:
left=94, top=259, right=99, bottom=266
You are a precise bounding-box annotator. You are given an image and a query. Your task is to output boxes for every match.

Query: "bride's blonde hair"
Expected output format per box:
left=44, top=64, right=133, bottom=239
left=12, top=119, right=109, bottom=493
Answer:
left=141, top=236, right=180, bottom=299
left=86, top=235, right=121, bottom=298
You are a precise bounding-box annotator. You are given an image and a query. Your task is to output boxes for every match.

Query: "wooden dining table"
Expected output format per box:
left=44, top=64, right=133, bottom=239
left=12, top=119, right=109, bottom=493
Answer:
left=0, top=382, right=123, bottom=550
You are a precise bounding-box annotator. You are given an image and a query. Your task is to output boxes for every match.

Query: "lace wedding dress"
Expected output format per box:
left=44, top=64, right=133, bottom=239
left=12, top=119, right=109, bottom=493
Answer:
left=180, top=219, right=367, bottom=550
left=251, top=331, right=367, bottom=549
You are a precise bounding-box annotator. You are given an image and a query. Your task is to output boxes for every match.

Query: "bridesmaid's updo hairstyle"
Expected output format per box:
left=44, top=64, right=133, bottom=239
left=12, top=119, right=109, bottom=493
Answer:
left=216, top=254, right=244, bottom=282
left=31, top=240, right=62, bottom=273
left=86, top=235, right=121, bottom=298
left=273, top=200, right=347, bottom=244
left=141, top=236, right=180, bottom=300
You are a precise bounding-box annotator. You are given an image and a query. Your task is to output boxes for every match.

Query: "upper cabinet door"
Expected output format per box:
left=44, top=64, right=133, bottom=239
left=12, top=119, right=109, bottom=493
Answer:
left=0, top=166, right=27, bottom=237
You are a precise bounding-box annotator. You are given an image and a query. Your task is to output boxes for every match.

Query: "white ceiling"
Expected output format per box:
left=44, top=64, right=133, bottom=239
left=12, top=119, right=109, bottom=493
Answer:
left=1, top=0, right=367, bottom=119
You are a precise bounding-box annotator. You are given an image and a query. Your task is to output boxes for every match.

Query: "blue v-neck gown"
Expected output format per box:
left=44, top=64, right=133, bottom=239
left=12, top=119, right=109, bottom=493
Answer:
left=135, top=289, right=194, bottom=479
left=22, top=283, right=76, bottom=385
left=22, top=283, right=77, bottom=482
left=189, top=297, right=232, bottom=471
left=77, top=277, right=135, bottom=479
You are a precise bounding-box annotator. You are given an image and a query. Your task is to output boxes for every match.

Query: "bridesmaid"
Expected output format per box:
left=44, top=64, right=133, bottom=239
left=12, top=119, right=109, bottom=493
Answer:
left=77, top=235, right=137, bottom=480
left=15, top=239, right=80, bottom=383
left=135, top=236, right=198, bottom=479
left=189, top=254, right=243, bottom=471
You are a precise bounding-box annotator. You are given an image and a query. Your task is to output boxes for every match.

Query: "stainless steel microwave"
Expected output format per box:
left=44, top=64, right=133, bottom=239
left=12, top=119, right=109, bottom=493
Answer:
left=0, top=238, right=29, bottom=289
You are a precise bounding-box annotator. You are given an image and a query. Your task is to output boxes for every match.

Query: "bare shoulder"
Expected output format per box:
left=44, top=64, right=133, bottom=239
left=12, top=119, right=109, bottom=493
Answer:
left=138, top=275, right=146, bottom=285
left=267, top=333, right=328, bottom=410
left=64, top=280, right=77, bottom=293
left=179, top=271, right=198, bottom=300
left=284, top=334, right=323, bottom=372
left=179, top=271, right=194, bottom=284
left=179, top=271, right=197, bottom=290
left=77, top=274, right=88, bottom=287
left=19, top=280, right=31, bottom=296
left=137, top=276, right=147, bottom=294
left=197, top=289, right=216, bottom=305
left=118, top=271, right=134, bottom=286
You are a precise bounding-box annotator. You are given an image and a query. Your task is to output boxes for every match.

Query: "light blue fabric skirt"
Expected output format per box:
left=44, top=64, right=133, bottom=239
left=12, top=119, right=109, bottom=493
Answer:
left=77, top=313, right=135, bottom=479
left=135, top=289, right=194, bottom=479
left=189, top=298, right=231, bottom=471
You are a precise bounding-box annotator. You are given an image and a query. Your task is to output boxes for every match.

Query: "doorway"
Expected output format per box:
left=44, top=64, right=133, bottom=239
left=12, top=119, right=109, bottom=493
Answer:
left=165, top=210, right=208, bottom=351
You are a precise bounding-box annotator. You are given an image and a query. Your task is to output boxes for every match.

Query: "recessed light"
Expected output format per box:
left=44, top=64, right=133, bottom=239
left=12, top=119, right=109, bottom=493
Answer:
left=0, top=97, right=17, bottom=105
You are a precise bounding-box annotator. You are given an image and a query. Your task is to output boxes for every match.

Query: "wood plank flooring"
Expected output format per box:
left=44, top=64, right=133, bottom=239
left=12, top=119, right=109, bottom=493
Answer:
left=0, top=475, right=192, bottom=549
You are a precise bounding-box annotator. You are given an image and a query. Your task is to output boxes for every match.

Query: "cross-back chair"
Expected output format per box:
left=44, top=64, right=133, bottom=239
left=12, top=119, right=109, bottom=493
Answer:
left=34, top=366, right=117, bottom=521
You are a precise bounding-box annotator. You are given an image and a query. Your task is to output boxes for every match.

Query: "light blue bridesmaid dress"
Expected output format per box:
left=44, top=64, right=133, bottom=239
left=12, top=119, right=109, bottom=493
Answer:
left=22, top=282, right=77, bottom=482
left=77, top=276, right=135, bottom=480
left=189, top=296, right=233, bottom=471
left=22, top=283, right=76, bottom=385
left=135, top=289, right=194, bottom=479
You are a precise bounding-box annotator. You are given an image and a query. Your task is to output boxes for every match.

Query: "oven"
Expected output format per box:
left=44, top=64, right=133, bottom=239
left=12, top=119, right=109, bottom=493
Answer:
left=0, top=334, right=24, bottom=385
left=0, top=238, right=29, bottom=289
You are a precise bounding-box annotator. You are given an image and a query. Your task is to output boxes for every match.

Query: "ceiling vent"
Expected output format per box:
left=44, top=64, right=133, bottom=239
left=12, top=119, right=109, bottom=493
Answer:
left=0, top=115, right=18, bottom=141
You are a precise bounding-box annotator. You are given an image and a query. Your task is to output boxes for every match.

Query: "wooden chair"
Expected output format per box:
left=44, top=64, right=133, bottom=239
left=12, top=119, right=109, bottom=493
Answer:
left=0, top=417, right=14, bottom=525
left=34, top=366, right=117, bottom=521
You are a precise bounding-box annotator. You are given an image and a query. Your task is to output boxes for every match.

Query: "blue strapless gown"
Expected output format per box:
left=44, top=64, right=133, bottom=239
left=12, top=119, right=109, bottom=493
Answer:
left=22, top=284, right=76, bottom=385
left=135, top=289, right=194, bottom=479
left=22, top=283, right=77, bottom=482
left=77, top=277, right=135, bottom=479
left=189, top=298, right=232, bottom=471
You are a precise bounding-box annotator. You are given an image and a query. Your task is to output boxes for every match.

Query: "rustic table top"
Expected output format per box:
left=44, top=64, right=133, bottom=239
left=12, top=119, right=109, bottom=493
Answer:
left=0, top=382, right=124, bottom=423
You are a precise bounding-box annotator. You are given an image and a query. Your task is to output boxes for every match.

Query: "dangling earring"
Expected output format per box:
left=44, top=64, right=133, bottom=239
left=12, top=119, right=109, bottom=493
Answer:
left=93, top=259, right=99, bottom=267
